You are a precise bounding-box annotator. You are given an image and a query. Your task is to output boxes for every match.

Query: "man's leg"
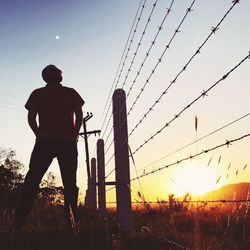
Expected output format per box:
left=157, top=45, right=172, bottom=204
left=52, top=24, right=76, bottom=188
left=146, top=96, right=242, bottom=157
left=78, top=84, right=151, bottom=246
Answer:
left=14, top=140, right=53, bottom=228
left=57, top=140, right=79, bottom=225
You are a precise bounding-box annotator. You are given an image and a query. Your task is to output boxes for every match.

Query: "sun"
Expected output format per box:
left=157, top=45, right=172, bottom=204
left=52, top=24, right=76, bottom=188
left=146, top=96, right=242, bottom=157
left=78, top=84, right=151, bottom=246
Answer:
left=173, top=164, right=221, bottom=197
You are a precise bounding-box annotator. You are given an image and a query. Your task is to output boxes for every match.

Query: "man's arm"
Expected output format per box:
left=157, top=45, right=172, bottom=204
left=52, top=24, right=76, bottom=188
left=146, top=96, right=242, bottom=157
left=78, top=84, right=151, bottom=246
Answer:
left=27, top=109, right=40, bottom=138
left=74, top=105, right=83, bottom=136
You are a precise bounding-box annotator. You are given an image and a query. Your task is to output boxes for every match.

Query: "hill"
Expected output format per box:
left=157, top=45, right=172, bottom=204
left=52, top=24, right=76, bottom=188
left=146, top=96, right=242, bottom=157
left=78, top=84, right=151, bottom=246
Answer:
left=199, top=182, right=250, bottom=201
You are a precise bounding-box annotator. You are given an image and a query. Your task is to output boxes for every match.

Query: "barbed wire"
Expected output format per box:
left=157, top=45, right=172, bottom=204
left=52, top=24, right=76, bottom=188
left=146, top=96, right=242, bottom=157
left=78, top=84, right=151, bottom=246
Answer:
left=105, top=163, right=115, bottom=180
left=102, top=0, right=160, bottom=142
left=132, top=132, right=250, bottom=182
left=101, top=0, right=241, bottom=163
left=100, top=0, right=147, bottom=138
left=131, top=112, right=250, bottom=176
left=104, top=0, right=192, bottom=154
left=103, top=116, right=113, bottom=146
left=105, top=199, right=250, bottom=204
left=125, top=0, right=175, bottom=96
left=132, top=52, right=250, bottom=155
left=128, top=0, right=241, bottom=139
left=121, top=0, right=159, bottom=90
left=106, top=132, right=250, bottom=192
left=105, top=107, right=250, bottom=180
left=101, top=0, right=244, bottom=179
left=127, top=0, right=196, bottom=117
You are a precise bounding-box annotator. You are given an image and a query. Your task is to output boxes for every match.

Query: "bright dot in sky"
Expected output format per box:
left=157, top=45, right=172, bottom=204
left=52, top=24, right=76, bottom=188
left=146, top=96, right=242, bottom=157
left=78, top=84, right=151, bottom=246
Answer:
left=173, top=164, right=220, bottom=196
left=55, top=35, right=60, bottom=40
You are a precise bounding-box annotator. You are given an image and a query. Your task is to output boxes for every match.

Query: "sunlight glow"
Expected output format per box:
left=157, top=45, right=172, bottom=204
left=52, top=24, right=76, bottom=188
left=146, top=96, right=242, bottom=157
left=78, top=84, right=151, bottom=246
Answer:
left=173, top=164, right=221, bottom=196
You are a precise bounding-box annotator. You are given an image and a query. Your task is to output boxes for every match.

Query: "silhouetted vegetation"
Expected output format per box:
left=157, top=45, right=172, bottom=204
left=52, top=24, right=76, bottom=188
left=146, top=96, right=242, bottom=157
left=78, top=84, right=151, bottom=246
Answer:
left=0, top=147, right=249, bottom=250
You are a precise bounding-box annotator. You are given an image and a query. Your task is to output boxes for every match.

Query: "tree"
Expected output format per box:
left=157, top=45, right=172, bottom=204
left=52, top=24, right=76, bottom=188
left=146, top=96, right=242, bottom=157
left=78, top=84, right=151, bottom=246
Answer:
left=0, top=147, right=24, bottom=210
left=38, top=172, right=64, bottom=206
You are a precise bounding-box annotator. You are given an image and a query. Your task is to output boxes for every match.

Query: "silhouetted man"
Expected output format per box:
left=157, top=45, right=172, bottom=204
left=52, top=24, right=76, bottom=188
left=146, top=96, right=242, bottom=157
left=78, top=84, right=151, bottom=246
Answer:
left=14, top=65, right=84, bottom=228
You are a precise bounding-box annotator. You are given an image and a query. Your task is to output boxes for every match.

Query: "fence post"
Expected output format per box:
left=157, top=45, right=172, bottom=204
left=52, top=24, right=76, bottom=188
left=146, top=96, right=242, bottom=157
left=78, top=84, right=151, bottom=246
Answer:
left=90, top=158, right=97, bottom=210
left=112, top=88, right=132, bottom=231
left=97, top=139, right=106, bottom=215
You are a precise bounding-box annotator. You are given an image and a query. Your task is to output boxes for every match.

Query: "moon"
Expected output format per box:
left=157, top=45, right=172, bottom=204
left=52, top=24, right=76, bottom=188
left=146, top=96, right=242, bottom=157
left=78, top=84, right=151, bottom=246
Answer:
left=55, top=35, right=60, bottom=40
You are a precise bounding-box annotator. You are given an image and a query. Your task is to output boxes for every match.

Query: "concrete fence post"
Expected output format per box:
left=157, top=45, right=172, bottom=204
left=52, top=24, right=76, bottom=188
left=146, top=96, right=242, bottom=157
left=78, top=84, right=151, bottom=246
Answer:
left=97, top=139, right=106, bottom=215
left=112, top=88, right=132, bottom=231
left=90, top=158, right=97, bottom=210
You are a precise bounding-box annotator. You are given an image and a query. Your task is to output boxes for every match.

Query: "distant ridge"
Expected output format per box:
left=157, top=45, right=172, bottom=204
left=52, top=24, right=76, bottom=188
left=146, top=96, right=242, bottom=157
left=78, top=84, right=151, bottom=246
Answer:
left=199, top=182, right=250, bottom=201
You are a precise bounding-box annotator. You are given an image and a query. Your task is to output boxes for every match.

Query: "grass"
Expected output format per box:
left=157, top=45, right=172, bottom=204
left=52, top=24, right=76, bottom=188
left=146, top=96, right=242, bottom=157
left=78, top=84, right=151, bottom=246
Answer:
left=0, top=199, right=250, bottom=250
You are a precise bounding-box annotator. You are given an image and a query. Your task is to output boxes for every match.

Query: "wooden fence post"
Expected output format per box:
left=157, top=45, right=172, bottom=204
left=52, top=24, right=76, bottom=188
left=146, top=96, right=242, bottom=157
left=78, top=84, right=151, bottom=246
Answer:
left=112, top=88, right=132, bottom=231
left=90, top=158, right=97, bottom=210
left=97, top=139, right=106, bottom=215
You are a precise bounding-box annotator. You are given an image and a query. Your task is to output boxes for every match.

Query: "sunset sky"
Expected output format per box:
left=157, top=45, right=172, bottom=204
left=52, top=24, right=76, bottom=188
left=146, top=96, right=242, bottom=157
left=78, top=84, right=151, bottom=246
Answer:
left=0, top=0, right=249, bottom=203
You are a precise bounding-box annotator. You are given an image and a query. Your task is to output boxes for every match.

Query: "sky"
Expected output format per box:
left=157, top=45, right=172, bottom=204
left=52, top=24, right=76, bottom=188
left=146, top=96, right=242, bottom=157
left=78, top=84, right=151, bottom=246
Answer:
left=0, top=0, right=249, bottom=204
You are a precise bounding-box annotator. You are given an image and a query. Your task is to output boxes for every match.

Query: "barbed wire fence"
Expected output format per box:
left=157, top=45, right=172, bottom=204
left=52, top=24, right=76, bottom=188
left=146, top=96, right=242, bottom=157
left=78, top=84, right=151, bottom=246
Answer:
left=87, top=0, right=249, bottom=237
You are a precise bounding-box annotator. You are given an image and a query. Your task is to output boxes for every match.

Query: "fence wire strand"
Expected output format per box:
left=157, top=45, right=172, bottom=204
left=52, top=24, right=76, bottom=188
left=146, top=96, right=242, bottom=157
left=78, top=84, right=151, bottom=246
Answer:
left=106, top=132, right=250, bottom=192
left=132, top=112, right=250, bottom=175
left=128, top=0, right=241, bottom=139
left=127, top=0, right=196, bottom=117
left=100, top=0, right=147, bottom=138
left=132, top=52, right=250, bottom=155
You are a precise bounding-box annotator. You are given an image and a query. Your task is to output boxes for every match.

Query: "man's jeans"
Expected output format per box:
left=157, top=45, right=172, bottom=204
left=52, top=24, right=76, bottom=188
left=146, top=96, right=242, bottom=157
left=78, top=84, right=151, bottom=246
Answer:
left=14, top=138, right=79, bottom=227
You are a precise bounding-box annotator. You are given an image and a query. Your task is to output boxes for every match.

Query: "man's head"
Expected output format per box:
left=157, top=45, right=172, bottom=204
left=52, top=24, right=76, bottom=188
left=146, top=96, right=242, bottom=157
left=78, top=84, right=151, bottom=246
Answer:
left=42, top=65, right=62, bottom=84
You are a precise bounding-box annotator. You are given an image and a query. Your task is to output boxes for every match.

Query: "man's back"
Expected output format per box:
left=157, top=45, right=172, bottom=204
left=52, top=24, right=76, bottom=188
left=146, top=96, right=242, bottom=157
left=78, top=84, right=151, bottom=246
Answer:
left=25, top=84, right=84, bottom=138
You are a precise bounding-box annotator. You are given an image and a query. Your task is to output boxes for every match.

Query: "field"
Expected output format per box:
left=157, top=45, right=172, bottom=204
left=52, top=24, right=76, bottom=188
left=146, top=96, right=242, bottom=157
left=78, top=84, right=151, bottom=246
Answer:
left=1, top=197, right=249, bottom=250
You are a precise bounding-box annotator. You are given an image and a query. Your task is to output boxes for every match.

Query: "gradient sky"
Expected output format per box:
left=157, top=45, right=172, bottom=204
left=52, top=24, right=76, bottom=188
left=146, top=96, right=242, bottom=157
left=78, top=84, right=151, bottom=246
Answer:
left=0, top=0, right=249, bottom=203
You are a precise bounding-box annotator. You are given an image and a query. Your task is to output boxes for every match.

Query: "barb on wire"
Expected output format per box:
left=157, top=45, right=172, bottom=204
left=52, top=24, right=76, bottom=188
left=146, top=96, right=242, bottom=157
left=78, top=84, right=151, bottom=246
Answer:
left=106, top=132, right=250, bottom=192
left=106, top=199, right=250, bottom=204
left=131, top=132, right=250, bottom=182
left=132, top=53, right=249, bottom=155
left=127, top=0, right=196, bottom=117
left=103, top=0, right=176, bottom=155
left=131, top=112, right=250, bottom=175
left=128, top=0, right=241, bottom=139
left=124, top=0, right=175, bottom=95
left=102, top=110, right=113, bottom=140
left=100, top=0, right=147, bottom=137
left=126, top=0, right=175, bottom=98
left=121, top=0, right=159, bottom=90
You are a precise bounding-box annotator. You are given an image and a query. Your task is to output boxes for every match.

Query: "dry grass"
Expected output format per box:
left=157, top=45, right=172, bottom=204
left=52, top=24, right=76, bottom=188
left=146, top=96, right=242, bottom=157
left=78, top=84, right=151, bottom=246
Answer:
left=0, top=199, right=250, bottom=250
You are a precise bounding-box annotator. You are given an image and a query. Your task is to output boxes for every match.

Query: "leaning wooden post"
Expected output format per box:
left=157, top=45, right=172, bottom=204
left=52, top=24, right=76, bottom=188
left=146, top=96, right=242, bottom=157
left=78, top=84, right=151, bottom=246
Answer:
left=112, top=89, right=132, bottom=231
left=97, top=139, right=106, bottom=215
left=90, top=158, right=97, bottom=210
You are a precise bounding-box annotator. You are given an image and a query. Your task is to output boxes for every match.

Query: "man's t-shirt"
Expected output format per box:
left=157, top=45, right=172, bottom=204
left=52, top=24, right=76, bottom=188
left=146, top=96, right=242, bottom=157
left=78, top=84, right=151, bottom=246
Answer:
left=25, top=84, right=84, bottom=138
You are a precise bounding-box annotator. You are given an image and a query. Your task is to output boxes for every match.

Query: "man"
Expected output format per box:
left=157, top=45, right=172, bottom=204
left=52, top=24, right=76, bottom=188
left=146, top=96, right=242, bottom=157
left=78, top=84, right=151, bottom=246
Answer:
left=14, top=65, right=84, bottom=228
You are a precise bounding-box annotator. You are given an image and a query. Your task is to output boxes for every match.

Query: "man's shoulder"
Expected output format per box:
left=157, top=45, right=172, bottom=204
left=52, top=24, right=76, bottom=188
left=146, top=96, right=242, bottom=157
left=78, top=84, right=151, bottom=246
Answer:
left=61, top=86, right=76, bottom=92
left=30, top=87, right=46, bottom=95
left=61, top=86, right=82, bottom=97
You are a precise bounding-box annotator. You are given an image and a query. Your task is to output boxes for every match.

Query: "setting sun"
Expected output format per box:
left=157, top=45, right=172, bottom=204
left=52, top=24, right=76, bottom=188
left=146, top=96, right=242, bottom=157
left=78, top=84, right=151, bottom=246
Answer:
left=173, top=164, right=222, bottom=197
